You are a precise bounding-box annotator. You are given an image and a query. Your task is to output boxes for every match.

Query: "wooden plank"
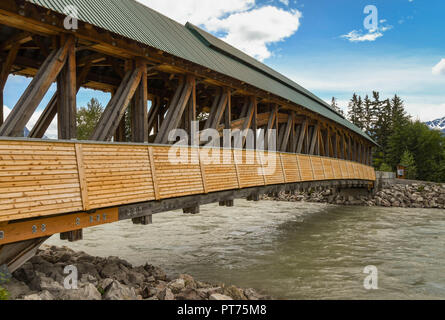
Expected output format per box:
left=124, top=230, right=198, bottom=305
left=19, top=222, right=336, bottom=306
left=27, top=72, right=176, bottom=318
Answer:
left=148, top=147, right=160, bottom=200
left=297, top=119, right=308, bottom=154
left=257, top=152, right=267, bottom=186
left=233, top=150, right=242, bottom=189
left=74, top=144, right=89, bottom=211
left=279, top=153, right=287, bottom=183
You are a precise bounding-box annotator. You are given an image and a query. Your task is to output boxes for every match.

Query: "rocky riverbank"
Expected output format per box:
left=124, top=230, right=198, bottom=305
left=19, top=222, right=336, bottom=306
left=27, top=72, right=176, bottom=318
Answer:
left=2, top=246, right=269, bottom=300
left=263, top=182, right=445, bottom=209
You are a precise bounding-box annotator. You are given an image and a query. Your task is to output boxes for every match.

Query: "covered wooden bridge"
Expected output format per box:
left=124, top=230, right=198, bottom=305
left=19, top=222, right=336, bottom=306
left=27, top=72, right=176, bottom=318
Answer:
left=0, top=0, right=376, bottom=272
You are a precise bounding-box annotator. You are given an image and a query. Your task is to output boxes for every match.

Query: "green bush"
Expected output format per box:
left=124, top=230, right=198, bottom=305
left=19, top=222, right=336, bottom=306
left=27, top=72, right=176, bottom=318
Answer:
left=0, top=286, right=10, bottom=301
left=379, top=163, right=392, bottom=172
left=400, top=150, right=417, bottom=180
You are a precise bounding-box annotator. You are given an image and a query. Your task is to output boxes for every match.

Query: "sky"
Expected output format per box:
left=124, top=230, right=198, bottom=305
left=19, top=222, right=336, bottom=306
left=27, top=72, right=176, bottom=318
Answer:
left=3, top=0, right=445, bottom=138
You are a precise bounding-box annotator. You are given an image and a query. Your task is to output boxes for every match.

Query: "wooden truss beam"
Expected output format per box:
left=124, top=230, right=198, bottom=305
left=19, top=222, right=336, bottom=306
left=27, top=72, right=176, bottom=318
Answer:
left=280, top=113, right=293, bottom=152
left=156, top=75, right=195, bottom=144
left=297, top=119, right=308, bottom=154
left=90, top=61, right=144, bottom=141
left=0, top=41, right=20, bottom=126
left=29, top=60, right=93, bottom=139
left=0, top=35, right=74, bottom=137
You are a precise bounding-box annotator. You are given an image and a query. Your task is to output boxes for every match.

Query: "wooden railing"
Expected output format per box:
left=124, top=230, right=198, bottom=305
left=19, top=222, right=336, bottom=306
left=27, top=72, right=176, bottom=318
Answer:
left=0, top=139, right=376, bottom=223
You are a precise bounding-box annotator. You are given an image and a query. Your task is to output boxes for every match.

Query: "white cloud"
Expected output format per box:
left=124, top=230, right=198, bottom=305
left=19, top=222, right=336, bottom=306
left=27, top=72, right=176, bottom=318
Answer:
left=341, top=30, right=383, bottom=42
left=432, top=59, right=445, bottom=75
left=137, top=0, right=302, bottom=61
left=3, top=105, right=58, bottom=139
left=206, top=6, right=301, bottom=61
left=341, top=23, right=392, bottom=43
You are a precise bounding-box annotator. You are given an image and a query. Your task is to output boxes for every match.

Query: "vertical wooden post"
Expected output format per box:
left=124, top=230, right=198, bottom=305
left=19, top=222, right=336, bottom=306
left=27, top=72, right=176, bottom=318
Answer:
left=57, top=35, right=77, bottom=140
left=131, top=60, right=148, bottom=143
left=253, top=97, right=258, bottom=150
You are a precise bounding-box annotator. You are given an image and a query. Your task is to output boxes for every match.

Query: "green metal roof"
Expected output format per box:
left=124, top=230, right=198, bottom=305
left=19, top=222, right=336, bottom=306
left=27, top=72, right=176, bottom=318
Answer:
left=27, top=0, right=374, bottom=144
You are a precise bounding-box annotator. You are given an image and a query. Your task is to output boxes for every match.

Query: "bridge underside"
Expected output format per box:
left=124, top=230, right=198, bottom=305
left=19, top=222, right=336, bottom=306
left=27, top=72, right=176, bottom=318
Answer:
left=0, top=0, right=376, bottom=272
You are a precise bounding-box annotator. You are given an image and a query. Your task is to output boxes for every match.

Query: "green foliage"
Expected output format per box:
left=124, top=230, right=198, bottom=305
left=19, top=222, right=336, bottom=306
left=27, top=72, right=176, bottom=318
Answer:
left=379, top=163, right=393, bottom=173
left=97, top=286, right=105, bottom=296
left=0, top=286, right=9, bottom=300
left=347, top=91, right=445, bottom=183
left=400, top=150, right=417, bottom=180
left=76, top=98, right=104, bottom=141
left=388, top=121, right=445, bottom=182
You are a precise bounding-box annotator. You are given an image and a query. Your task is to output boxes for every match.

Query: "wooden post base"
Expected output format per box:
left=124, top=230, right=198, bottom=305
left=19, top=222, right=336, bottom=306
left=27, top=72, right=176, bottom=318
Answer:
left=183, top=205, right=200, bottom=214
left=132, top=215, right=153, bottom=225
left=60, top=230, right=83, bottom=242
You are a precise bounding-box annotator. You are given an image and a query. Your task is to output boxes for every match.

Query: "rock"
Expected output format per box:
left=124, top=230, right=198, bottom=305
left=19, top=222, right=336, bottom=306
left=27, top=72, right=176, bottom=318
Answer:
left=196, top=287, right=223, bottom=299
left=158, top=287, right=175, bottom=300
left=35, top=274, right=65, bottom=294
left=243, top=288, right=263, bottom=300
left=23, top=290, right=54, bottom=301
left=128, top=271, right=146, bottom=286
left=3, top=278, right=31, bottom=299
left=103, top=280, right=138, bottom=300
left=179, top=274, right=197, bottom=289
left=80, top=274, right=98, bottom=287
left=224, top=285, right=247, bottom=300
left=168, top=279, right=185, bottom=294
left=60, top=283, right=102, bottom=300
left=209, top=293, right=233, bottom=301
left=175, top=288, right=200, bottom=300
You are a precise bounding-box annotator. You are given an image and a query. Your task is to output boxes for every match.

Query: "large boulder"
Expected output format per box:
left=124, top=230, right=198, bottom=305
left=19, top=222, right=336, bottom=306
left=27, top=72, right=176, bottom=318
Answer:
left=103, top=280, right=138, bottom=300
left=23, top=290, right=54, bottom=300
left=60, top=283, right=102, bottom=300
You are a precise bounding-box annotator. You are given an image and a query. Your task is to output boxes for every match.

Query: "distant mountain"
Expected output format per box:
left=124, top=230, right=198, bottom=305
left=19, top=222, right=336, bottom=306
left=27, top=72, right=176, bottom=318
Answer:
left=425, top=117, right=445, bottom=134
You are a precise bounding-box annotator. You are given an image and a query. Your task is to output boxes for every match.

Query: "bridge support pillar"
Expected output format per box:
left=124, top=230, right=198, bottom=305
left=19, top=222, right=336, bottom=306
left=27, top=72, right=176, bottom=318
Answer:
left=60, top=229, right=83, bottom=242
left=132, top=215, right=153, bottom=225
left=247, top=194, right=260, bottom=202
left=183, top=205, right=200, bottom=215
left=219, top=200, right=234, bottom=207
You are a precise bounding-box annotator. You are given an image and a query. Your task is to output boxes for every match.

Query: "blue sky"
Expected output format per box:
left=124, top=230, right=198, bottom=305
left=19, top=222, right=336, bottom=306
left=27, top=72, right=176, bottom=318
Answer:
left=3, top=0, right=445, bottom=138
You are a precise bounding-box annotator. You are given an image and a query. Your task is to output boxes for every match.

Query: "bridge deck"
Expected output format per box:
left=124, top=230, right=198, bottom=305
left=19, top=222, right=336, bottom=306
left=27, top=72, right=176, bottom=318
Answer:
left=0, top=139, right=375, bottom=224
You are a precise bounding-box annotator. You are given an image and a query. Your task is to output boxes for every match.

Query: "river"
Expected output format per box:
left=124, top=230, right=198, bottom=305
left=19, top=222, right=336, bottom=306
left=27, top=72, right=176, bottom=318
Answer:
left=46, top=200, right=445, bottom=300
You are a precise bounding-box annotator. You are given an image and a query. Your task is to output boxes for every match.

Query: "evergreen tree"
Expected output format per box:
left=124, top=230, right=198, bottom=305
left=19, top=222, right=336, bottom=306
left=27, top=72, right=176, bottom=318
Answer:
left=391, top=95, right=409, bottom=131
left=76, top=98, right=104, bottom=141
left=347, top=93, right=362, bottom=128
left=363, top=95, right=373, bottom=135
left=331, top=97, right=344, bottom=116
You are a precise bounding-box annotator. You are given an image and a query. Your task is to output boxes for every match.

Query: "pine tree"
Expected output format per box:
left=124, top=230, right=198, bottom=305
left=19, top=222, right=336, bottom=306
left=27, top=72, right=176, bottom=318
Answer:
left=331, top=97, right=344, bottom=116
left=363, top=95, right=373, bottom=135
left=347, top=93, right=361, bottom=128
left=391, top=95, right=409, bottom=131
left=76, top=98, right=104, bottom=141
